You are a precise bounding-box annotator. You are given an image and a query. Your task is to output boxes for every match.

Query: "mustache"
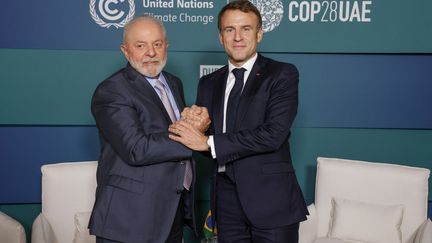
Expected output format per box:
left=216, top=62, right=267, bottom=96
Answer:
left=142, top=58, right=161, bottom=63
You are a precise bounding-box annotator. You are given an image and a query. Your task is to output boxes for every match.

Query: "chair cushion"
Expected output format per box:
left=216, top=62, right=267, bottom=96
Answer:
left=315, top=157, right=430, bottom=243
left=328, top=198, right=403, bottom=243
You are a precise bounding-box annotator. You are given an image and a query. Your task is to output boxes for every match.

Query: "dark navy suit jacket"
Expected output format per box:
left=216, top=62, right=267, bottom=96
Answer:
left=88, top=64, right=196, bottom=242
left=197, top=54, right=308, bottom=228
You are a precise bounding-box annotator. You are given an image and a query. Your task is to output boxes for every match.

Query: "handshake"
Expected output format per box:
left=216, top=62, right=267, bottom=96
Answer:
left=168, top=105, right=211, bottom=151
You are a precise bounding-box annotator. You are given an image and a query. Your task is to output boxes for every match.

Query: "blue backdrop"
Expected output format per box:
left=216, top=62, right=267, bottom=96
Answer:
left=1, top=0, right=431, bottom=205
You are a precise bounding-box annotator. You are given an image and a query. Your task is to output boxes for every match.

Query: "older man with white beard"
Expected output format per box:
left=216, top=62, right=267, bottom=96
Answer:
left=88, top=15, right=209, bottom=243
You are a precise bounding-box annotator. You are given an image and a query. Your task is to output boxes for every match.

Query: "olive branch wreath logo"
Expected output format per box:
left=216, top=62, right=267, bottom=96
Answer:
left=249, top=0, right=284, bottom=32
left=89, top=0, right=135, bottom=29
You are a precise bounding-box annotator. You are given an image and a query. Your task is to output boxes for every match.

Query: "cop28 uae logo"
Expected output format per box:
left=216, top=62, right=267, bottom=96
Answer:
left=90, top=0, right=135, bottom=28
left=250, top=0, right=284, bottom=32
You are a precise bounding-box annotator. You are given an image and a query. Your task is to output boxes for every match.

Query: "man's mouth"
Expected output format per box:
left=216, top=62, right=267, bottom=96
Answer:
left=232, top=45, right=246, bottom=49
left=143, top=59, right=160, bottom=65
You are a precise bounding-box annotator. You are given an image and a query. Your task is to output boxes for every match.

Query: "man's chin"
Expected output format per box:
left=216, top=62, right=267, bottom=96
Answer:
left=136, top=67, right=162, bottom=78
left=228, top=53, right=249, bottom=63
left=130, top=61, right=165, bottom=78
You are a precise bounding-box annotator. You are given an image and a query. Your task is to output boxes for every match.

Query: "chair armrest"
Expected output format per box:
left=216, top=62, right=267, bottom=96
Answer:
left=299, top=203, right=318, bottom=243
left=73, top=212, right=96, bottom=243
left=32, top=213, right=58, bottom=243
left=0, top=211, right=26, bottom=243
left=414, top=219, right=432, bottom=243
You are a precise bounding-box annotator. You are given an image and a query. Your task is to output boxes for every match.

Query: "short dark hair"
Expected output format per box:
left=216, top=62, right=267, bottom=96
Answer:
left=217, top=0, right=262, bottom=32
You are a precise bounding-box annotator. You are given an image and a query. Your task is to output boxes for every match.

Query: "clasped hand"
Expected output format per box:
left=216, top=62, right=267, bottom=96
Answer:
left=168, top=105, right=210, bottom=151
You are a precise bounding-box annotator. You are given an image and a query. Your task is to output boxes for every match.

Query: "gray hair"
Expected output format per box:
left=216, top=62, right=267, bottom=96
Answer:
left=122, top=14, right=167, bottom=44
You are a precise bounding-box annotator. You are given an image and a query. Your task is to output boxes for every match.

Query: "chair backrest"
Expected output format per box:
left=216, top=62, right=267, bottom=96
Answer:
left=41, top=161, right=97, bottom=243
left=315, top=157, right=430, bottom=243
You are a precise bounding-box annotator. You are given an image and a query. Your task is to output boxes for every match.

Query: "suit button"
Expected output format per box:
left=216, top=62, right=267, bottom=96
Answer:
left=176, top=189, right=183, bottom=194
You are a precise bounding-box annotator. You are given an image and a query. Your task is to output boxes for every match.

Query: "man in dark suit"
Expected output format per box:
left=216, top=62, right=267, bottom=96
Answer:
left=88, top=15, right=208, bottom=243
left=169, top=1, right=308, bottom=242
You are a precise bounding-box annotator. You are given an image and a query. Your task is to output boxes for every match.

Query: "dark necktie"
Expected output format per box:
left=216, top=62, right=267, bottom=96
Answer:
left=226, top=68, right=246, bottom=133
left=154, top=80, right=192, bottom=190
left=224, top=68, right=246, bottom=182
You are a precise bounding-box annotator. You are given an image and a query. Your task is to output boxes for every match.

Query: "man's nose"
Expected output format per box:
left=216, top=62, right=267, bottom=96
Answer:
left=234, top=30, right=242, bottom=41
left=146, top=45, right=156, bottom=57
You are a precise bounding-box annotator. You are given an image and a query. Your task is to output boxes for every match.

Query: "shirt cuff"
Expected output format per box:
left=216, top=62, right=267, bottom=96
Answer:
left=207, top=135, right=216, bottom=158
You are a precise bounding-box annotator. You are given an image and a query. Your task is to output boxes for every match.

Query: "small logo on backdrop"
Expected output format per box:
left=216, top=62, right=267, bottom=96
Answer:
left=90, top=0, right=135, bottom=29
left=249, top=0, right=284, bottom=32
left=200, top=65, right=224, bottom=78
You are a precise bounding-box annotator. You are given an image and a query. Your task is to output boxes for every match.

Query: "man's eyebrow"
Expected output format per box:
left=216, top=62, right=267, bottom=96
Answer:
left=223, top=24, right=254, bottom=30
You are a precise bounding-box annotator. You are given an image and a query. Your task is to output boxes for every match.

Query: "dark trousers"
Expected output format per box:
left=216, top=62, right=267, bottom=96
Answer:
left=96, top=195, right=184, bottom=243
left=216, top=173, right=299, bottom=243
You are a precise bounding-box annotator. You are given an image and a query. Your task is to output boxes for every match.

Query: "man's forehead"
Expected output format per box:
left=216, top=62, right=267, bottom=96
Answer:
left=126, top=26, right=164, bottom=41
left=130, top=38, right=165, bottom=43
left=221, top=11, right=259, bottom=24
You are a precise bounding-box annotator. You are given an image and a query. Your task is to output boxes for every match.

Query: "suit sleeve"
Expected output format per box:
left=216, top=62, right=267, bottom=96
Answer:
left=195, top=79, right=214, bottom=158
left=210, top=65, right=299, bottom=165
left=92, top=79, right=192, bottom=166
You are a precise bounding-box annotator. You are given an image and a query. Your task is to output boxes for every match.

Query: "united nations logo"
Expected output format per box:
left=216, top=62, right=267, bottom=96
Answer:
left=249, top=0, right=284, bottom=32
left=89, top=0, right=135, bottom=29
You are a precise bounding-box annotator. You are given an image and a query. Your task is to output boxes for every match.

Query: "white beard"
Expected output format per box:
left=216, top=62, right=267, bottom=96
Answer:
left=130, top=57, right=167, bottom=78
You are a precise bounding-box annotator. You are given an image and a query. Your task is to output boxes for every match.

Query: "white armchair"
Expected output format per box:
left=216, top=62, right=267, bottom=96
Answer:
left=32, top=161, right=97, bottom=243
left=0, top=211, right=26, bottom=243
left=299, top=157, right=431, bottom=243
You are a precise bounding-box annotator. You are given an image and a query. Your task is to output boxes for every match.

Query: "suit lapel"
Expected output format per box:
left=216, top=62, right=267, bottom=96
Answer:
left=235, top=55, right=266, bottom=130
left=164, top=72, right=185, bottom=112
left=125, top=65, right=174, bottom=124
left=212, top=66, right=229, bottom=134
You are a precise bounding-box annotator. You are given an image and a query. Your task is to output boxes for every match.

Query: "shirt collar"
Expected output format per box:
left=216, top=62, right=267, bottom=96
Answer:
left=145, top=73, right=168, bottom=88
left=228, top=53, right=258, bottom=74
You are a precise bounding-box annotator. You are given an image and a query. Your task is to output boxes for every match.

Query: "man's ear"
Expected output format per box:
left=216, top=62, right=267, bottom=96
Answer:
left=120, top=44, right=129, bottom=60
left=256, top=28, right=263, bottom=43
left=219, top=32, right=223, bottom=45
